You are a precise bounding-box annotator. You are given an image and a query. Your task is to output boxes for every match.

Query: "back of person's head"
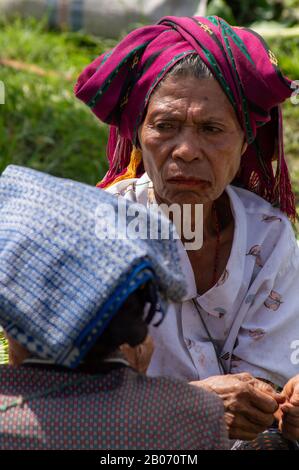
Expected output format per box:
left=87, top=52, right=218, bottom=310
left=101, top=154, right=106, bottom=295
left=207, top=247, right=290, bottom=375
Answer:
left=83, top=281, right=157, bottom=372
left=0, top=165, right=186, bottom=369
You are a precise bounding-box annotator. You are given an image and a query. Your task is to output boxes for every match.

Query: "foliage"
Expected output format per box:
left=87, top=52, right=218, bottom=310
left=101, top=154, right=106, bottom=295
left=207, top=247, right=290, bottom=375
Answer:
left=207, top=0, right=299, bottom=26
left=207, top=0, right=236, bottom=24
left=0, top=17, right=115, bottom=185
left=0, top=17, right=298, bottom=211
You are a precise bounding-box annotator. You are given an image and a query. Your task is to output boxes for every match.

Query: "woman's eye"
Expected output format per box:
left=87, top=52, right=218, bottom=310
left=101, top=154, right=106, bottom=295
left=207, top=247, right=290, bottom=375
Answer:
left=155, top=122, right=175, bottom=130
left=203, top=126, right=222, bottom=133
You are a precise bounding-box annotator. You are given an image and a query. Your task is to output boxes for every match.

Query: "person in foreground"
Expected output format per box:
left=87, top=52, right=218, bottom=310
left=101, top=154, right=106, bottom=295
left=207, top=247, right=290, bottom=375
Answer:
left=0, top=165, right=228, bottom=450
left=75, top=15, right=299, bottom=446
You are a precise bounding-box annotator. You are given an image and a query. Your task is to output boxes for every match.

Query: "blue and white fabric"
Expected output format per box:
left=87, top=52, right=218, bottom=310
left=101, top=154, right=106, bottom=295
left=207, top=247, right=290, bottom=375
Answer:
left=0, top=165, right=186, bottom=367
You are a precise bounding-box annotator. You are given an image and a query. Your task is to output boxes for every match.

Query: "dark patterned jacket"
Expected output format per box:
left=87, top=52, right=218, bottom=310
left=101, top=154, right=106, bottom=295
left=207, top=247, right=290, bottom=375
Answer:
left=0, top=364, right=228, bottom=450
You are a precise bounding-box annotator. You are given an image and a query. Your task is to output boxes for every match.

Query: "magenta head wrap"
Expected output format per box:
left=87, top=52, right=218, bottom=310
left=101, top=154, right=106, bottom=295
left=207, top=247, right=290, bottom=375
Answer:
left=75, top=15, right=298, bottom=219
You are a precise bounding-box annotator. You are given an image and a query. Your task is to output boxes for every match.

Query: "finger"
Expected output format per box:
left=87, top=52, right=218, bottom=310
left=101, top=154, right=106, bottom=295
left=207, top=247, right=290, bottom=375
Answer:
left=290, top=393, right=299, bottom=407
left=264, top=391, right=286, bottom=404
left=248, top=385, right=279, bottom=413
left=281, top=404, right=299, bottom=417
left=277, top=418, right=283, bottom=433
left=274, top=407, right=283, bottom=422
left=229, top=399, right=276, bottom=428
left=225, top=411, right=268, bottom=434
left=283, top=385, right=299, bottom=405
left=251, top=379, right=276, bottom=395
left=251, top=380, right=285, bottom=404
left=275, top=395, right=286, bottom=405
left=282, top=377, right=299, bottom=403
left=225, top=412, right=265, bottom=440
left=244, top=407, right=275, bottom=429
left=276, top=418, right=299, bottom=441
left=236, top=372, right=254, bottom=382
left=282, top=414, right=299, bottom=427
left=281, top=423, right=299, bottom=441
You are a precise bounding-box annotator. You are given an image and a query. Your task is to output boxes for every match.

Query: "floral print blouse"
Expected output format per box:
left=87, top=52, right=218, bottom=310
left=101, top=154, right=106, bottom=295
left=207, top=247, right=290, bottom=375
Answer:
left=107, top=173, right=299, bottom=387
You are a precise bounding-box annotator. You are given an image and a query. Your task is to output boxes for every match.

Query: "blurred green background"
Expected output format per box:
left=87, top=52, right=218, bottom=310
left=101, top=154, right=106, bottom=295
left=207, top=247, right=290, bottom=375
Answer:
left=0, top=0, right=298, bottom=201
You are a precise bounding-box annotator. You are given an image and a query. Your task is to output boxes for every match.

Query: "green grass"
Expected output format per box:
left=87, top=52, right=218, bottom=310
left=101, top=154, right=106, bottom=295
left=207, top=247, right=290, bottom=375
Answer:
left=0, top=17, right=117, bottom=185
left=0, top=17, right=299, bottom=198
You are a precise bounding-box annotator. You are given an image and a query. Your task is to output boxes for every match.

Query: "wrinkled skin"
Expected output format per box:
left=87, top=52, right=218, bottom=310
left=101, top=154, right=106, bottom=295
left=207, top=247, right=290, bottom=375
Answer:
left=276, top=375, right=299, bottom=441
left=139, top=75, right=248, bottom=208
left=191, top=373, right=285, bottom=440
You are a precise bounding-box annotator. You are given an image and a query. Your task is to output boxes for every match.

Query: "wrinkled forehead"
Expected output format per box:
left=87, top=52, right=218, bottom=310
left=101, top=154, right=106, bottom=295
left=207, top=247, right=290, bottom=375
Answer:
left=144, top=74, right=242, bottom=126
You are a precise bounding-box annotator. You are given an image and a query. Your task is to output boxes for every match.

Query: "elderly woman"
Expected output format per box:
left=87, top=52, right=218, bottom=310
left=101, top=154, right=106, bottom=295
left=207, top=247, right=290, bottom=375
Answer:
left=0, top=165, right=228, bottom=450
left=75, top=16, right=299, bottom=444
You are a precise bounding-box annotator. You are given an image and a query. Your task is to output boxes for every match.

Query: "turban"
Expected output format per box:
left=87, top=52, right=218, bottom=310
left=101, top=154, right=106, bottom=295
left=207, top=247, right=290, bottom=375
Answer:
left=75, top=15, right=298, bottom=219
left=0, top=165, right=186, bottom=368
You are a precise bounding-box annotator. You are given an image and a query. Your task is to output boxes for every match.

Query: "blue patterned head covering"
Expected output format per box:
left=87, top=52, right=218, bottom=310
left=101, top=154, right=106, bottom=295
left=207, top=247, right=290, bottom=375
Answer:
left=0, top=165, right=186, bottom=368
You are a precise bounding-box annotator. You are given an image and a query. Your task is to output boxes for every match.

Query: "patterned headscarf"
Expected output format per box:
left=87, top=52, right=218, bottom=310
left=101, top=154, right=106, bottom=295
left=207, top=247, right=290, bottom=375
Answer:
left=0, top=165, right=186, bottom=368
left=75, top=15, right=298, bottom=219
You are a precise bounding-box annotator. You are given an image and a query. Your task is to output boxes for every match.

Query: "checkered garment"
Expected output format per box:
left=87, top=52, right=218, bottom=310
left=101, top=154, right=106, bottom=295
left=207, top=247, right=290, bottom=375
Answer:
left=0, top=365, right=228, bottom=450
left=0, top=165, right=185, bottom=368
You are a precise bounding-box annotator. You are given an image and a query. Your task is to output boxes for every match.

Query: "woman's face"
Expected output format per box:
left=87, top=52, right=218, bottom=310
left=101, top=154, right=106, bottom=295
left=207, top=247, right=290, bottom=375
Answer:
left=138, top=75, right=248, bottom=205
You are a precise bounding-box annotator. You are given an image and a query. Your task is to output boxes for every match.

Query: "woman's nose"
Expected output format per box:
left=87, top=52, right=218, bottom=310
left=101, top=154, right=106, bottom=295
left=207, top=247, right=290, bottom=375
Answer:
left=171, top=129, right=203, bottom=162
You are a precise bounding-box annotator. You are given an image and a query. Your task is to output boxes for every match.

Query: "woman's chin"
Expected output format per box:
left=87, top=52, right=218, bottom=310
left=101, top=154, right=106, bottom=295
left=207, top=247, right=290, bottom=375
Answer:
left=162, top=189, right=214, bottom=206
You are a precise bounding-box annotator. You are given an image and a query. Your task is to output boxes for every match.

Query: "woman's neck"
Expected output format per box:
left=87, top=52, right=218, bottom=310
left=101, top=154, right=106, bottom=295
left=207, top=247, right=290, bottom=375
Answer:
left=202, top=200, right=215, bottom=241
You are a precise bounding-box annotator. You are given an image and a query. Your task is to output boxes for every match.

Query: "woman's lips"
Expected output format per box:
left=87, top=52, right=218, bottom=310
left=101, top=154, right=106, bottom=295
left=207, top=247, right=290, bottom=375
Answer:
left=166, top=177, right=210, bottom=187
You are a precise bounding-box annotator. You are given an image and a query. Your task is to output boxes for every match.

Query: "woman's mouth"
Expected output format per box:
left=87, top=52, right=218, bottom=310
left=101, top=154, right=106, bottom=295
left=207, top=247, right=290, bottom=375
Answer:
left=166, top=177, right=210, bottom=187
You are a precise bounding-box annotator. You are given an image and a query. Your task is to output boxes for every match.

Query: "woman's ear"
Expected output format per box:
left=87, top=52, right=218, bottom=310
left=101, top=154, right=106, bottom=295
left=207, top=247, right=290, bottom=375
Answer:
left=241, top=138, right=248, bottom=156
left=120, top=335, right=154, bottom=374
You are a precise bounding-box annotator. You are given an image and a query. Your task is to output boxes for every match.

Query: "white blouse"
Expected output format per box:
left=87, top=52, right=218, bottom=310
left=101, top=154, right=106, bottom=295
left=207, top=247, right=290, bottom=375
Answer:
left=107, top=173, right=299, bottom=387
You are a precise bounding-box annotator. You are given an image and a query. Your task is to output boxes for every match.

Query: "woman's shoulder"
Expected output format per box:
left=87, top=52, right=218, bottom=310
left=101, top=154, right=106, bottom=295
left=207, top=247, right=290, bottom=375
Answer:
left=229, top=185, right=298, bottom=264
left=230, top=185, right=293, bottom=230
left=105, top=177, right=139, bottom=198
left=104, top=173, right=152, bottom=206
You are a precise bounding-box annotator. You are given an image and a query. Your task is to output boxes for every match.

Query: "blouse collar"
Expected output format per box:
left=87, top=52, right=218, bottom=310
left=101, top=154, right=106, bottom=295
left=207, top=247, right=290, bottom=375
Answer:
left=134, top=174, right=248, bottom=312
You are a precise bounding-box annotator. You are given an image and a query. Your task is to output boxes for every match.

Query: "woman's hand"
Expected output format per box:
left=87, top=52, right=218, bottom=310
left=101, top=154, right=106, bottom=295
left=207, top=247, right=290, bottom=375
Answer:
left=190, top=373, right=283, bottom=440
left=276, top=375, right=299, bottom=441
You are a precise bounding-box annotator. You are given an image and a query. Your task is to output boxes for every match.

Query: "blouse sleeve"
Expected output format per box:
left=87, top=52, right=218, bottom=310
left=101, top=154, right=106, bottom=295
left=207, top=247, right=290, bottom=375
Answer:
left=230, top=221, right=299, bottom=387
